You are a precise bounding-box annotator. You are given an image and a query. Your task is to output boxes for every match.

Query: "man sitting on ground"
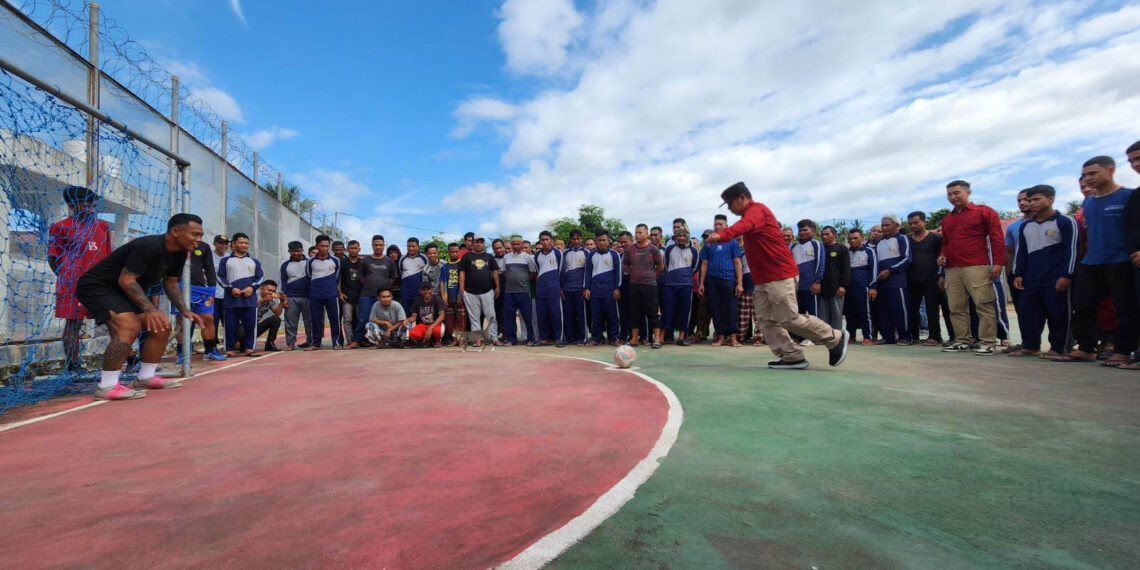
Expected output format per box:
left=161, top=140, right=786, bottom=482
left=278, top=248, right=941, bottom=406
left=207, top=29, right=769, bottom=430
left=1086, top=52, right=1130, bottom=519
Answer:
left=366, top=289, right=409, bottom=348
left=408, top=283, right=446, bottom=347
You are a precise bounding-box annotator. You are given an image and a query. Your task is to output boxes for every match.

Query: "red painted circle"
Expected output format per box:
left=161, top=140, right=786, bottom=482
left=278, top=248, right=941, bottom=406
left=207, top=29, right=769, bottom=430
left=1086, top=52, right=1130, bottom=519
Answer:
left=0, top=352, right=669, bottom=569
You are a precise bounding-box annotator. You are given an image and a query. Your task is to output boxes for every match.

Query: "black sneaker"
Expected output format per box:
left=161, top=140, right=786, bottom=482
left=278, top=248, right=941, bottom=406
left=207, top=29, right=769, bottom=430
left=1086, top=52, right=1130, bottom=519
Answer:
left=941, top=342, right=973, bottom=352
left=768, top=359, right=810, bottom=370
left=828, top=330, right=850, bottom=366
left=676, top=338, right=691, bottom=346
left=264, top=342, right=281, bottom=352
left=297, top=342, right=311, bottom=349
left=651, top=342, right=662, bottom=349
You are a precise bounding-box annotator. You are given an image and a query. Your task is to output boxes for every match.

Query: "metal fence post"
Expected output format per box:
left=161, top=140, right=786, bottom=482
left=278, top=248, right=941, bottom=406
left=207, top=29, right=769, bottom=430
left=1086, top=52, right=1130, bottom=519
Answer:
left=169, top=75, right=179, bottom=217
left=85, top=2, right=100, bottom=190
left=181, top=165, right=193, bottom=378
left=252, top=151, right=259, bottom=257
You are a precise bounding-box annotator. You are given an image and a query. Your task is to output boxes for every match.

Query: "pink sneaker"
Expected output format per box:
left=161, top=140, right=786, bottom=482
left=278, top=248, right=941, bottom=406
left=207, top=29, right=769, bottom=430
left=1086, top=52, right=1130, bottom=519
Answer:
left=130, top=376, right=183, bottom=390
left=94, top=383, right=146, bottom=400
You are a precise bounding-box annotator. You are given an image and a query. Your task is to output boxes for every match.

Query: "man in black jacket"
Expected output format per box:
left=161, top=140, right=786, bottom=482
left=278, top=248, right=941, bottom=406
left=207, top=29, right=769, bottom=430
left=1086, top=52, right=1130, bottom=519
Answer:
left=907, top=211, right=951, bottom=345
left=818, top=226, right=850, bottom=330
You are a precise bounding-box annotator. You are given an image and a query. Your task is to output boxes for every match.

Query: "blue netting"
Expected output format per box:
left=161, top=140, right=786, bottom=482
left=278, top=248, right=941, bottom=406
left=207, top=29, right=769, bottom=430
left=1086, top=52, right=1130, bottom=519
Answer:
left=0, top=67, right=175, bottom=412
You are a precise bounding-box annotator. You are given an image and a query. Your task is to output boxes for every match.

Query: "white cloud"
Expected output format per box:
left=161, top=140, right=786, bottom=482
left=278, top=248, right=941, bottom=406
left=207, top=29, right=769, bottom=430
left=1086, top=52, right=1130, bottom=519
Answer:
left=497, top=0, right=583, bottom=76
left=244, top=126, right=299, bottom=150
left=292, top=170, right=445, bottom=245
left=229, top=0, right=248, bottom=27
left=455, top=0, right=1140, bottom=237
left=452, top=98, right=518, bottom=138
left=189, top=86, right=244, bottom=123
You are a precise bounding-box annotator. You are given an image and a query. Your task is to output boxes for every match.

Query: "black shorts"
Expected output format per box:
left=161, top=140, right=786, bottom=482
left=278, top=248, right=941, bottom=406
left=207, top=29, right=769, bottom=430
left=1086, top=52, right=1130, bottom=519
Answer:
left=75, top=285, right=142, bottom=325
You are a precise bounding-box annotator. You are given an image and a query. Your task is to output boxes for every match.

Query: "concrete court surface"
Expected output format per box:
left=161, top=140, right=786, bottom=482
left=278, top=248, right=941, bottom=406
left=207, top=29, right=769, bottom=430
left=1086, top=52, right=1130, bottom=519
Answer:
left=2, top=331, right=1138, bottom=569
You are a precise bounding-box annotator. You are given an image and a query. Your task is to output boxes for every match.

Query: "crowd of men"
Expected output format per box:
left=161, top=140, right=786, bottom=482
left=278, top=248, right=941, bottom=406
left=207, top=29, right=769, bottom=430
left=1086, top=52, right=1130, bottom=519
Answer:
left=43, top=141, right=1140, bottom=400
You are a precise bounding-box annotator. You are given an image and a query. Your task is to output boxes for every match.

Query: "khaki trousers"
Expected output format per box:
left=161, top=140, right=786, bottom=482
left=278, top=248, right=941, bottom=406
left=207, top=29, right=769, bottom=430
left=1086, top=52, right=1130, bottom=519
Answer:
left=753, top=278, right=841, bottom=362
left=945, top=265, right=996, bottom=345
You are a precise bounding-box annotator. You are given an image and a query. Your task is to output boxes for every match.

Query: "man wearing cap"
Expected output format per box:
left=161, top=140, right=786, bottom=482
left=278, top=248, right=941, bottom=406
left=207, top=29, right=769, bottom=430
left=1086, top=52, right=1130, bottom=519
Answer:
left=501, top=235, right=538, bottom=345
left=458, top=235, right=500, bottom=341
left=708, top=182, right=849, bottom=369
left=48, top=186, right=113, bottom=374
left=211, top=235, right=230, bottom=346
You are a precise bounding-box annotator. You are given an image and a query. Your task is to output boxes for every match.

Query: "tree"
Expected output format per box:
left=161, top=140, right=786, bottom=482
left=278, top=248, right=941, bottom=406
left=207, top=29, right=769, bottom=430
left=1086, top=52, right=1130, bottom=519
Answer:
left=1065, top=200, right=1082, bottom=215
left=549, top=204, right=628, bottom=243
left=264, top=181, right=301, bottom=211
left=927, top=208, right=951, bottom=230
left=424, top=234, right=450, bottom=252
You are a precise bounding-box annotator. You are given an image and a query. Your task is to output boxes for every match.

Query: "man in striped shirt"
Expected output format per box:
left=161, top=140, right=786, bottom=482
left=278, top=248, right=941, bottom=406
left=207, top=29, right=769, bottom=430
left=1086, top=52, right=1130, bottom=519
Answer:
left=560, top=229, right=589, bottom=345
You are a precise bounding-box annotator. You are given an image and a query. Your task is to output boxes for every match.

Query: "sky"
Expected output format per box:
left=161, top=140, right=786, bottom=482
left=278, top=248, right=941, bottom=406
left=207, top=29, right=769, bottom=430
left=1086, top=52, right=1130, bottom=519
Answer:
left=38, top=0, right=1140, bottom=244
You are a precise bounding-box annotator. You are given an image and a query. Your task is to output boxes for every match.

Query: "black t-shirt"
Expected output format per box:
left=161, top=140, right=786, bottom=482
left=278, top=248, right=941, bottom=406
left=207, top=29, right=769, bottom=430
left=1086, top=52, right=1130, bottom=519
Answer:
left=188, top=242, right=216, bottom=287
left=360, top=255, right=399, bottom=297
left=79, top=234, right=185, bottom=291
left=909, top=232, right=943, bottom=282
left=458, top=251, right=497, bottom=295
left=340, top=257, right=364, bottom=301
left=410, top=295, right=446, bottom=325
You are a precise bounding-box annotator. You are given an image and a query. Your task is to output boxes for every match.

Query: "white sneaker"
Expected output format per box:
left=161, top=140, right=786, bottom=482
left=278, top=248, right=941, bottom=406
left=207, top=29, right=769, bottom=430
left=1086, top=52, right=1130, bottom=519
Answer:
left=799, top=339, right=814, bottom=346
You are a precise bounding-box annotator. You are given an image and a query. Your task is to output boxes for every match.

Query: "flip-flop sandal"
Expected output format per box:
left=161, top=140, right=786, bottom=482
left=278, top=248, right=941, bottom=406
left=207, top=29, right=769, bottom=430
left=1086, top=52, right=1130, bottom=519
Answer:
left=1038, top=350, right=1061, bottom=359
left=1117, top=361, right=1140, bottom=370
left=1001, top=344, right=1023, bottom=354
left=1050, top=354, right=1095, bottom=363
left=921, top=339, right=940, bottom=346
left=1006, top=349, right=1041, bottom=357
left=731, top=341, right=743, bottom=347
left=1100, top=358, right=1128, bottom=368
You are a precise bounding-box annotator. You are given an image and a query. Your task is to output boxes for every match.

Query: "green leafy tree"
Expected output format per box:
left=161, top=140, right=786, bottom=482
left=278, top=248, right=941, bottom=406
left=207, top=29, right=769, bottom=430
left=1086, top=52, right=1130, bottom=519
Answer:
left=424, top=234, right=450, bottom=252
left=264, top=181, right=301, bottom=211
left=927, top=208, right=951, bottom=230
left=549, top=204, right=628, bottom=243
left=1065, top=200, right=1082, bottom=215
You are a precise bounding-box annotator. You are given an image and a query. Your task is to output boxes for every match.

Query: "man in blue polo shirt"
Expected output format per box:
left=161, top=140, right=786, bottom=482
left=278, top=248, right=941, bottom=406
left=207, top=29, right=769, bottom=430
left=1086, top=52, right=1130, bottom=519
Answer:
left=699, top=214, right=743, bottom=347
left=1054, top=156, right=1137, bottom=366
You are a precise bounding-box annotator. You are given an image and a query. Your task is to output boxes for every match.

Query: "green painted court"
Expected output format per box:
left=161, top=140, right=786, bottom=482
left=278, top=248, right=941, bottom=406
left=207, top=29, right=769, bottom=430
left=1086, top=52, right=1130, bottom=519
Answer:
left=549, top=342, right=1139, bottom=568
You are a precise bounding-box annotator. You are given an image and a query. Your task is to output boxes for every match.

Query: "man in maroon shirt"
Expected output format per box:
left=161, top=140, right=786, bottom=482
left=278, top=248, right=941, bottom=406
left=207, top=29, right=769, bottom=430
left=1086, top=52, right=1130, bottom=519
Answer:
left=708, top=182, right=848, bottom=369
left=937, top=180, right=1005, bottom=355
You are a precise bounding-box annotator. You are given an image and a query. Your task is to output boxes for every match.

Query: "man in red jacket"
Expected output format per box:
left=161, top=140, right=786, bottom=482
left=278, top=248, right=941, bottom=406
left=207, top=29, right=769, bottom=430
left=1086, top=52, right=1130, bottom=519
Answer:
left=707, top=182, right=848, bottom=370
left=937, top=180, right=1005, bottom=355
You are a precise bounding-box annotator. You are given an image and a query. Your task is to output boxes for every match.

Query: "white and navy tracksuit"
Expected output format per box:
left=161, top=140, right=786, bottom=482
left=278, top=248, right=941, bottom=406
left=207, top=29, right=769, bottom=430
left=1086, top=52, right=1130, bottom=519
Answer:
left=398, top=253, right=428, bottom=315
left=307, top=255, right=341, bottom=348
left=1013, top=213, right=1076, bottom=352
left=791, top=239, right=825, bottom=316
left=585, top=249, right=621, bottom=342
left=845, top=244, right=878, bottom=341
left=662, top=243, right=698, bottom=334
left=561, top=246, right=589, bottom=344
left=280, top=257, right=312, bottom=347
left=875, top=233, right=912, bottom=343
left=218, top=254, right=263, bottom=351
left=534, top=248, right=563, bottom=343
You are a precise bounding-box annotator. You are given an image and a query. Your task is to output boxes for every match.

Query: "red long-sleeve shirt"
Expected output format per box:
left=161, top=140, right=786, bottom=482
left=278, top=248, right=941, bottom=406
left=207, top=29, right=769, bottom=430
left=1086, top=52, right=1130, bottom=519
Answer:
left=717, top=201, right=799, bottom=285
left=940, top=202, right=1005, bottom=268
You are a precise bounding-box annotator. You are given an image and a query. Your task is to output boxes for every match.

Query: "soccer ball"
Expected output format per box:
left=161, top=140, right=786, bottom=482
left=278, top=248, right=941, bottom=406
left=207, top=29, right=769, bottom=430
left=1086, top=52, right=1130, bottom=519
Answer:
left=613, top=344, right=637, bottom=368
left=365, top=322, right=383, bottom=344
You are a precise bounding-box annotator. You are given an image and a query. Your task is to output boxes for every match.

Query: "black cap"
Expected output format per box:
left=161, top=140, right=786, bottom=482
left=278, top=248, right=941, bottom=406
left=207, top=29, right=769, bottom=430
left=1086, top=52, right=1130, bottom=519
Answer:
left=213, top=234, right=230, bottom=244
left=720, top=181, right=751, bottom=207
left=62, top=186, right=97, bottom=204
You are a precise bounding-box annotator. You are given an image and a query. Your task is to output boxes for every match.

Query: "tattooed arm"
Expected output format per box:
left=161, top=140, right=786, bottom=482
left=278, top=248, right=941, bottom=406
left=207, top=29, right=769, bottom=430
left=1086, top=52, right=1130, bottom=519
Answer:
left=164, top=276, right=205, bottom=329
left=119, top=269, right=170, bottom=332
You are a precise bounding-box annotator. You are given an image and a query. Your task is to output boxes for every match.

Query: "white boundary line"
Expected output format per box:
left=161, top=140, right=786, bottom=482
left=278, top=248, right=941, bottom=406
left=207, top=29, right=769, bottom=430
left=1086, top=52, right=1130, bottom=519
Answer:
left=495, top=354, right=684, bottom=570
left=0, top=351, right=282, bottom=433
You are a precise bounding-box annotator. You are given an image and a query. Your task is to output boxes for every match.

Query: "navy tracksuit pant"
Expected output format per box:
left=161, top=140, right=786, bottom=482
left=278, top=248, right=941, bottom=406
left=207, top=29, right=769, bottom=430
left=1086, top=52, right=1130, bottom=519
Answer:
left=661, top=285, right=692, bottom=334
left=562, top=290, right=587, bottom=344
left=844, top=285, right=873, bottom=341
left=309, top=296, right=341, bottom=348
left=590, top=293, right=620, bottom=343
left=1017, top=286, right=1070, bottom=352
left=535, top=296, right=562, bottom=343
left=502, top=291, right=533, bottom=344
left=707, top=277, right=738, bottom=335
left=224, top=306, right=256, bottom=352
left=875, top=286, right=911, bottom=343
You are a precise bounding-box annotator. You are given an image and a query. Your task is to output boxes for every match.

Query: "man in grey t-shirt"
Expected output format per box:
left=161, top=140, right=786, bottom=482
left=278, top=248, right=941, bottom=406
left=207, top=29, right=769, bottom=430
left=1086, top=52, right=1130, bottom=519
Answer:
left=500, top=235, right=538, bottom=345
left=355, top=235, right=400, bottom=345
left=366, top=289, right=410, bottom=347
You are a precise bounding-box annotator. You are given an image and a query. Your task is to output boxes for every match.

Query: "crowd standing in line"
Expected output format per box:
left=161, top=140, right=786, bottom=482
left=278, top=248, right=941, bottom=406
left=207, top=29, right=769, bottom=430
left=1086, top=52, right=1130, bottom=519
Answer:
left=44, top=141, right=1140, bottom=400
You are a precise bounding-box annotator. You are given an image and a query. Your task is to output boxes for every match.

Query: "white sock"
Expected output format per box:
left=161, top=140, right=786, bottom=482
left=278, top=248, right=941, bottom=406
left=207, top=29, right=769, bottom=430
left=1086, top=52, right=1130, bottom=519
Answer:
left=99, top=370, right=121, bottom=389
left=138, top=362, right=158, bottom=380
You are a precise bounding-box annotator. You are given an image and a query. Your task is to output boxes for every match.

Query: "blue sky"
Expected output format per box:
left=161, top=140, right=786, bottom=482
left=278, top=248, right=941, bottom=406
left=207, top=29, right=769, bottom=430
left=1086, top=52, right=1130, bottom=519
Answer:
left=47, top=0, right=1140, bottom=242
